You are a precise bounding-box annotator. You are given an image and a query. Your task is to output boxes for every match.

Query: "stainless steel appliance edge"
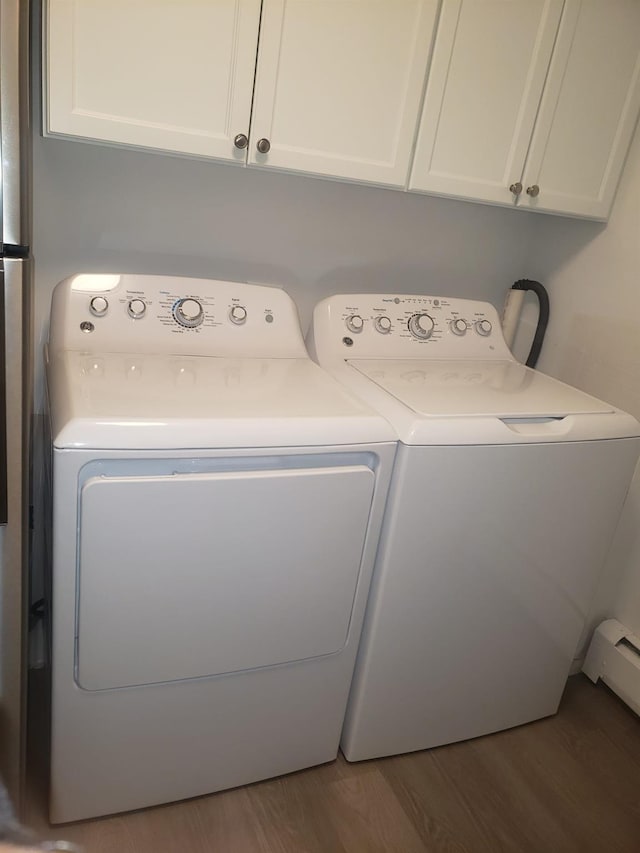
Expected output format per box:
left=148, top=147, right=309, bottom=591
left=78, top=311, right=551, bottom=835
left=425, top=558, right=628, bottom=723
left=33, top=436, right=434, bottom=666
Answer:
left=0, top=0, right=32, bottom=813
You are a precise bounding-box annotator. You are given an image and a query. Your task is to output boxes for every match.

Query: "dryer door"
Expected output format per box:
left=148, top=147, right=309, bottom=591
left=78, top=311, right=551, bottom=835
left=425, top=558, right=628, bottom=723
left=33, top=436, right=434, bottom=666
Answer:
left=76, top=463, right=374, bottom=690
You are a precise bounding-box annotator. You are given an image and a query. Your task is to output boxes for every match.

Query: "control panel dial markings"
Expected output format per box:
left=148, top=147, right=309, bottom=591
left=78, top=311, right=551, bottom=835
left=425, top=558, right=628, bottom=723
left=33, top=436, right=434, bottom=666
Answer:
left=127, top=298, right=147, bottom=320
left=345, top=314, right=364, bottom=334
left=173, top=298, right=205, bottom=328
left=374, top=315, right=392, bottom=334
left=450, top=318, right=467, bottom=336
left=229, top=305, right=248, bottom=325
left=408, top=313, right=435, bottom=340
left=475, top=319, right=493, bottom=337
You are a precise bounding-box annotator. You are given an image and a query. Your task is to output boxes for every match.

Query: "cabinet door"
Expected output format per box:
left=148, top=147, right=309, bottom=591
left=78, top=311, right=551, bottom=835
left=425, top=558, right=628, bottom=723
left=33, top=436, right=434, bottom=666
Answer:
left=248, top=0, right=439, bottom=186
left=45, top=0, right=261, bottom=161
left=409, top=0, right=563, bottom=205
left=520, top=0, right=640, bottom=219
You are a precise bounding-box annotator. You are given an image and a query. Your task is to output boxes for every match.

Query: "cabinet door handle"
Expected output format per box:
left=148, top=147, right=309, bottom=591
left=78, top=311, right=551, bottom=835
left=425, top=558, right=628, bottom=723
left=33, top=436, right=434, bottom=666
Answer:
left=234, top=133, right=249, bottom=150
left=509, top=182, right=523, bottom=196
left=256, top=138, right=271, bottom=154
left=526, top=184, right=540, bottom=197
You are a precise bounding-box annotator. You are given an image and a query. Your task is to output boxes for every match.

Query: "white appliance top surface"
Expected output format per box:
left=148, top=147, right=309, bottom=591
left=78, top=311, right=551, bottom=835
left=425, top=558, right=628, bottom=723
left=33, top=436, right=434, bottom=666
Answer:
left=309, top=293, right=640, bottom=444
left=349, top=359, right=614, bottom=418
left=49, top=352, right=393, bottom=449
left=47, top=274, right=394, bottom=449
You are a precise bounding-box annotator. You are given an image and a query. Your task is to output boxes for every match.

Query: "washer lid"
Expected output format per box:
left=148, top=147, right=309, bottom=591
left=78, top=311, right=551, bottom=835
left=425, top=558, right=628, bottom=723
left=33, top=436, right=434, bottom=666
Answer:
left=47, top=352, right=395, bottom=449
left=349, top=359, right=614, bottom=418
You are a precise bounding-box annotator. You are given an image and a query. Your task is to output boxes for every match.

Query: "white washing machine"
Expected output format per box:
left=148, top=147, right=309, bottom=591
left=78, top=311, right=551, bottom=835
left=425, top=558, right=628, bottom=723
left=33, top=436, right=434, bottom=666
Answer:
left=308, top=293, right=640, bottom=762
left=46, top=274, right=395, bottom=822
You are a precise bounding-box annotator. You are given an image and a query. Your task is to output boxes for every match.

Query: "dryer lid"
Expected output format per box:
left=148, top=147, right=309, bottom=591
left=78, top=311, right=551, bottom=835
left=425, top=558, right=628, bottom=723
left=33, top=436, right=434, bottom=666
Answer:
left=47, top=352, right=395, bottom=449
left=349, top=359, right=614, bottom=418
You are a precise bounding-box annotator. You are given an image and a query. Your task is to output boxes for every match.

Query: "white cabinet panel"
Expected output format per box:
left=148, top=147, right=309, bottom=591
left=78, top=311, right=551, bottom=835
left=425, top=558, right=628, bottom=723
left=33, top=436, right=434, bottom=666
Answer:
left=46, top=0, right=261, bottom=160
left=409, top=0, right=564, bottom=203
left=520, top=0, right=640, bottom=218
left=249, top=0, right=439, bottom=186
left=44, top=0, right=639, bottom=216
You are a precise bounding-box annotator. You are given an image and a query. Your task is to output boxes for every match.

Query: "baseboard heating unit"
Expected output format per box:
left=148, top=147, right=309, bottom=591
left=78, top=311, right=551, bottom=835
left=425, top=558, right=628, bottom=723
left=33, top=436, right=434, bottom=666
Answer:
left=583, top=619, right=640, bottom=715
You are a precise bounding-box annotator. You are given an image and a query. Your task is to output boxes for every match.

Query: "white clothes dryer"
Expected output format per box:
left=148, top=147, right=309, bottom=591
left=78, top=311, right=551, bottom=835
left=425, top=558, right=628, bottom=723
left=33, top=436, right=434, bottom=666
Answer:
left=46, top=274, right=395, bottom=822
left=308, top=293, right=640, bottom=762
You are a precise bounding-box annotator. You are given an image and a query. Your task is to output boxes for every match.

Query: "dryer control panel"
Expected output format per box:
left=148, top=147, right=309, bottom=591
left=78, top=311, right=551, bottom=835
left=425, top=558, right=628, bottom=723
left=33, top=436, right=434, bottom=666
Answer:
left=308, top=294, right=514, bottom=364
left=48, top=274, right=308, bottom=358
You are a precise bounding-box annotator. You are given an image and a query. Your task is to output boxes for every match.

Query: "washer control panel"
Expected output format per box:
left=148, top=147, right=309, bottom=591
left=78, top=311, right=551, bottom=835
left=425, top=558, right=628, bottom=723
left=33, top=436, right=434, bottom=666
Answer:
left=309, top=293, right=513, bottom=363
left=49, top=274, right=307, bottom=358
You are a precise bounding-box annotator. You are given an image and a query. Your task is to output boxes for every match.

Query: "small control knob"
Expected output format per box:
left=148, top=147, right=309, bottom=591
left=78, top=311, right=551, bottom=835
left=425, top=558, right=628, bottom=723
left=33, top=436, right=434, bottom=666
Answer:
left=90, top=296, right=108, bottom=317
left=229, top=305, right=247, bottom=325
left=408, top=313, right=435, bottom=340
left=345, top=314, right=364, bottom=334
left=475, top=319, right=493, bottom=337
left=128, top=298, right=146, bottom=319
left=450, top=318, right=467, bottom=336
left=374, top=315, right=392, bottom=334
left=174, top=298, right=204, bottom=328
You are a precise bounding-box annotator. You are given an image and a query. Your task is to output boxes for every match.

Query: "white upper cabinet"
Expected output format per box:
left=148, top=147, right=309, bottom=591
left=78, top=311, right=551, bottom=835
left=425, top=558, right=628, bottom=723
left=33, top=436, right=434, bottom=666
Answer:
left=45, top=0, right=262, bottom=161
left=44, top=0, right=640, bottom=217
left=248, top=0, right=439, bottom=186
left=520, top=0, right=640, bottom=218
left=409, top=0, right=640, bottom=219
left=46, top=0, right=439, bottom=186
left=409, top=0, right=564, bottom=205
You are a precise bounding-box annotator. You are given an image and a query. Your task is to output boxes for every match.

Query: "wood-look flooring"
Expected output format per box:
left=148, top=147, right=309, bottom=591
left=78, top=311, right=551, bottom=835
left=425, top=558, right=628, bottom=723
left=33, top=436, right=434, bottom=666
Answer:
left=26, top=675, right=640, bottom=852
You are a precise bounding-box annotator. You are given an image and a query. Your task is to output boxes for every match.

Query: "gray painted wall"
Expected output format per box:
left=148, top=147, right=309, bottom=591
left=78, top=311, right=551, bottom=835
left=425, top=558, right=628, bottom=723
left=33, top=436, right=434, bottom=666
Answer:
left=32, top=133, right=539, bottom=407
left=524, top=124, right=640, bottom=653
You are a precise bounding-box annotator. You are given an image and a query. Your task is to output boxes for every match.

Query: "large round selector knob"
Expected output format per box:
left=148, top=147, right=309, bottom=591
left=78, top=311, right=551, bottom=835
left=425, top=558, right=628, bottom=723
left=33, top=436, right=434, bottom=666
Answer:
left=229, top=304, right=247, bottom=325
left=345, top=314, right=364, bottom=334
left=374, top=315, right=392, bottom=334
left=408, top=312, right=435, bottom=340
left=89, top=296, right=108, bottom=317
left=475, top=319, right=493, bottom=337
left=450, top=317, right=467, bottom=336
left=174, top=298, right=204, bottom=328
left=127, top=298, right=146, bottom=319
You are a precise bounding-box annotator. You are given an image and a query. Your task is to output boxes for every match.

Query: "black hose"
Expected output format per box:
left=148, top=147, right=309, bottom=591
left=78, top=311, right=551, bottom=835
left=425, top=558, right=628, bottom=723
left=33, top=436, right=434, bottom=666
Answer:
left=511, top=279, right=549, bottom=369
